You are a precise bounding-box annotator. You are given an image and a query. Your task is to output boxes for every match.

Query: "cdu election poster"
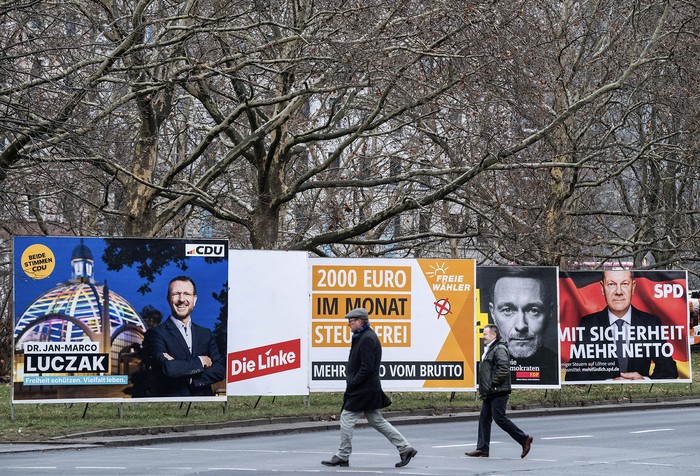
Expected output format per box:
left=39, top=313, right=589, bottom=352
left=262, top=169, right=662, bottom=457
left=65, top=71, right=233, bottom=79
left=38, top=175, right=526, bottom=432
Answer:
left=12, top=236, right=229, bottom=403
left=476, top=266, right=560, bottom=388
left=560, top=269, right=691, bottom=384
left=309, top=258, right=477, bottom=392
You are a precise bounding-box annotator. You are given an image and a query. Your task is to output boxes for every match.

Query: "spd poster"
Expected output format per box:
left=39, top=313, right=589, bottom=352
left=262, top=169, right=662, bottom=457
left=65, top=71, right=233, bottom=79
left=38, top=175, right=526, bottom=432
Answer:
left=560, top=269, right=690, bottom=384
left=12, top=236, right=229, bottom=403
left=309, top=258, right=476, bottom=392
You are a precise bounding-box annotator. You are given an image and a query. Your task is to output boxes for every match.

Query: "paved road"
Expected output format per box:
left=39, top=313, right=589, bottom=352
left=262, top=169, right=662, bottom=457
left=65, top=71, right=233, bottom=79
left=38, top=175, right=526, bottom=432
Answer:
left=1, top=406, right=698, bottom=475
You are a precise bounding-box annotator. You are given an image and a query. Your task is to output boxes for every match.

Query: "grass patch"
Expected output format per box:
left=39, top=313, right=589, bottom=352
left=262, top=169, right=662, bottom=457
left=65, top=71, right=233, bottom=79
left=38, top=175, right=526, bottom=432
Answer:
left=1, top=352, right=697, bottom=442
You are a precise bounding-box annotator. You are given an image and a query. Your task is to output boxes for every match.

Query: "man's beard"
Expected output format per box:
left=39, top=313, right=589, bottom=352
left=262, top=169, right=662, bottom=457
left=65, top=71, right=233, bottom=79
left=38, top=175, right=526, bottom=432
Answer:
left=508, top=333, right=543, bottom=359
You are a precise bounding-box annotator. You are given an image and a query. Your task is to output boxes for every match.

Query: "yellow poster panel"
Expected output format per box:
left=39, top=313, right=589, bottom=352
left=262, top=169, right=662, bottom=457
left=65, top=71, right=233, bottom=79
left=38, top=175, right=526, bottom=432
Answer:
left=417, top=259, right=476, bottom=389
left=312, top=265, right=411, bottom=292
left=310, top=259, right=476, bottom=392
left=312, top=293, right=411, bottom=320
left=312, top=321, right=411, bottom=348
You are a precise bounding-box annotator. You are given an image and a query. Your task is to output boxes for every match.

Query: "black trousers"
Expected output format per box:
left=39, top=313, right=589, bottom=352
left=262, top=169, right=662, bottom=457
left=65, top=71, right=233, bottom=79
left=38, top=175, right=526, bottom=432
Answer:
left=476, top=393, right=528, bottom=452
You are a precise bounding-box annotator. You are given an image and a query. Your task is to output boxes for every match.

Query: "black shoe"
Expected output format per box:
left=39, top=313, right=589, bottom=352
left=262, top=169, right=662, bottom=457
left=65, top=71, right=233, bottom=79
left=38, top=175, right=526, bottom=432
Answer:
left=395, top=447, right=418, bottom=467
left=521, top=436, right=533, bottom=458
left=321, top=455, right=349, bottom=467
left=465, top=449, right=489, bottom=457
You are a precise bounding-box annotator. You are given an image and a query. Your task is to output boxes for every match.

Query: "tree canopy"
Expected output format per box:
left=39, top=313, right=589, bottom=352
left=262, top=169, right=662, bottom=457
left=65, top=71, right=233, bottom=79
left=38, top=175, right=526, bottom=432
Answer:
left=0, top=0, right=698, bottom=275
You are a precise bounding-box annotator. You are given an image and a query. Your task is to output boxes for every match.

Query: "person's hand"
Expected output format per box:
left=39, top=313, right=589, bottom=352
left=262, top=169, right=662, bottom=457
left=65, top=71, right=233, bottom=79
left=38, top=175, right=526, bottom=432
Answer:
left=200, top=356, right=212, bottom=368
left=163, top=352, right=174, bottom=361
left=614, top=372, right=644, bottom=380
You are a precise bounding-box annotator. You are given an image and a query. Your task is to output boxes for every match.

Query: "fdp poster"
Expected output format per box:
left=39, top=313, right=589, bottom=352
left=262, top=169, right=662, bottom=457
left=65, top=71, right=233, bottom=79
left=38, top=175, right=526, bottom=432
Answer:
left=310, top=258, right=476, bottom=392
left=476, top=267, right=560, bottom=388
left=227, top=250, right=310, bottom=396
left=12, top=236, right=228, bottom=403
left=560, top=269, right=690, bottom=384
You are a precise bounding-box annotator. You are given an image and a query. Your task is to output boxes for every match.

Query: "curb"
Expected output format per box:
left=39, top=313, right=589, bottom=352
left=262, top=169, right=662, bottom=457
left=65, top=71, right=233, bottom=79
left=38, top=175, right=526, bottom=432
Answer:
left=2, top=396, right=699, bottom=453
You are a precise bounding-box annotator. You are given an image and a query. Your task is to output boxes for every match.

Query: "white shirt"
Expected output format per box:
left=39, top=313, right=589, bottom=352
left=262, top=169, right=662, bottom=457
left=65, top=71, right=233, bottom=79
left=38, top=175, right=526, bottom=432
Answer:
left=481, top=341, right=493, bottom=361
left=170, top=316, right=192, bottom=354
left=608, top=308, right=632, bottom=348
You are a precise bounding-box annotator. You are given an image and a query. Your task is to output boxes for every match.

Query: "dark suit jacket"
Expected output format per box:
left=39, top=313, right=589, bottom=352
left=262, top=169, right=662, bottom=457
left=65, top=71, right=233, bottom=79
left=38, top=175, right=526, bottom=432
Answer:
left=144, top=317, right=225, bottom=397
left=565, top=306, right=677, bottom=381
left=343, top=326, right=383, bottom=412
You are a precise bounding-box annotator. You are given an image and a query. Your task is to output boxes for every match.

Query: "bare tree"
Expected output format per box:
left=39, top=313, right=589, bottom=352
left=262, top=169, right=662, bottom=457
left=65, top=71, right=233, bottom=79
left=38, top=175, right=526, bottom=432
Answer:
left=418, top=1, right=700, bottom=272
left=0, top=0, right=696, bottom=266
left=2, top=0, right=699, bottom=371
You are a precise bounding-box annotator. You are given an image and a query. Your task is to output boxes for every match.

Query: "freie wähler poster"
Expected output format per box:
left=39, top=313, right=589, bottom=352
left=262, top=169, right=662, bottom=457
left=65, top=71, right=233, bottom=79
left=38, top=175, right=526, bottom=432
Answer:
left=309, top=258, right=476, bottom=392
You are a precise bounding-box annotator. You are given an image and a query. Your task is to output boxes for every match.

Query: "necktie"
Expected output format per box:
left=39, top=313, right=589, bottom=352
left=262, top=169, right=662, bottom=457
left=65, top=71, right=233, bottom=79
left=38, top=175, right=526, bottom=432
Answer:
left=183, top=325, right=192, bottom=354
left=615, top=320, right=627, bottom=372
left=183, top=325, right=193, bottom=386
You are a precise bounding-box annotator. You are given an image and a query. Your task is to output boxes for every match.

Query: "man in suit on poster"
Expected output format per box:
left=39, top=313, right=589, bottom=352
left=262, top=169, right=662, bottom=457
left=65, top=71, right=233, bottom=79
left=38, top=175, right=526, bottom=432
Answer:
left=144, top=275, right=225, bottom=397
left=488, top=268, right=559, bottom=384
left=565, top=270, right=678, bottom=381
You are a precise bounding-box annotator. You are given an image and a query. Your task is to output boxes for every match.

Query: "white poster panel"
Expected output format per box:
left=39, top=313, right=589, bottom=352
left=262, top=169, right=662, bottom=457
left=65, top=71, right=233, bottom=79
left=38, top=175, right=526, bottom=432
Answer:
left=309, top=258, right=477, bottom=392
left=227, top=250, right=310, bottom=396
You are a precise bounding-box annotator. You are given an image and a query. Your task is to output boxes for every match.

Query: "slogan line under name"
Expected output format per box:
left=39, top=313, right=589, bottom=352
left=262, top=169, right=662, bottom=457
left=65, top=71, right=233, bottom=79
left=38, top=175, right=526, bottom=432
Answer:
left=312, top=361, right=464, bottom=380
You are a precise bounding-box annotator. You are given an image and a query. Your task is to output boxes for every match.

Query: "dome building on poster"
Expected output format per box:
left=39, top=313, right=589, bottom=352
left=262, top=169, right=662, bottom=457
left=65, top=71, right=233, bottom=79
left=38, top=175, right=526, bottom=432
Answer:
left=13, top=241, right=147, bottom=382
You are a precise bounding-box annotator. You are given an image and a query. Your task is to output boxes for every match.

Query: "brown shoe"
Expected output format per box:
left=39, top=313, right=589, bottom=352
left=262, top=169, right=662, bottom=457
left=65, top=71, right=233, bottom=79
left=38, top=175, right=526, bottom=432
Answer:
left=465, top=450, right=489, bottom=457
left=521, top=436, right=533, bottom=458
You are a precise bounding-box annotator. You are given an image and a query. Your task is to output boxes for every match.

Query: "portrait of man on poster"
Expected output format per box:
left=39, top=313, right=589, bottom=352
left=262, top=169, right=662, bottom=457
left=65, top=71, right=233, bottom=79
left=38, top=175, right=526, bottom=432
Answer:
left=565, top=269, right=678, bottom=382
left=143, top=275, right=226, bottom=397
left=482, top=267, right=559, bottom=386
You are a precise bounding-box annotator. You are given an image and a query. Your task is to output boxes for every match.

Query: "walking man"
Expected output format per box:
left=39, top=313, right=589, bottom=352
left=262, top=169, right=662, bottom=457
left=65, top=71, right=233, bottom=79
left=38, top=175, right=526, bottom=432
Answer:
left=322, top=308, right=418, bottom=468
left=466, top=324, right=533, bottom=458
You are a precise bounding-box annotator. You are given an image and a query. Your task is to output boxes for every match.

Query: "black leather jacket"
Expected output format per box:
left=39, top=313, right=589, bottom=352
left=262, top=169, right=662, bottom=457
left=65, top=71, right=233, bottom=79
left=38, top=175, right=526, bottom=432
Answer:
left=478, top=337, right=512, bottom=399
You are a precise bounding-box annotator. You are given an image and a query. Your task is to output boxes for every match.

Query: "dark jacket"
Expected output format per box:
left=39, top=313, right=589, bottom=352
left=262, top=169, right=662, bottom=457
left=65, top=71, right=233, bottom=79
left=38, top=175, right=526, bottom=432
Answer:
left=478, top=337, right=512, bottom=399
left=343, top=326, right=383, bottom=412
left=565, top=306, right=678, bottom=381
left=144, top=317, right=225, bottom=397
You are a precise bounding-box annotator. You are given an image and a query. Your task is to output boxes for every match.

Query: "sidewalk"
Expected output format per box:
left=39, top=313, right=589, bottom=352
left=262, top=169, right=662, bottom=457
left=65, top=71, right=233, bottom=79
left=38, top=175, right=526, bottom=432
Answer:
left=2, top=396, right=699, bottom=454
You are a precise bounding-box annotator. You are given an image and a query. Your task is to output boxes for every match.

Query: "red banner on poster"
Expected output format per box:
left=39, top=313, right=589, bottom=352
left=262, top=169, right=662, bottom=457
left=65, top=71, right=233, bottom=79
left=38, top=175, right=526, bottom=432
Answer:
left=560, top=270, right=690, bottom=384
